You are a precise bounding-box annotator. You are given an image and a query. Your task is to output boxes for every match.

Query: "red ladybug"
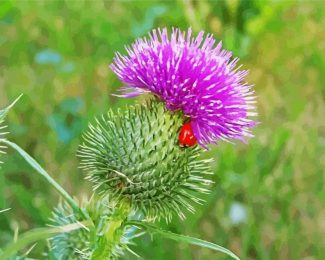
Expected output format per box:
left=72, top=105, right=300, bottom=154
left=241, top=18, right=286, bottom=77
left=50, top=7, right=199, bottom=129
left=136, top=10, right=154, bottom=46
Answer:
left=178, top=122, right=197, bottom=147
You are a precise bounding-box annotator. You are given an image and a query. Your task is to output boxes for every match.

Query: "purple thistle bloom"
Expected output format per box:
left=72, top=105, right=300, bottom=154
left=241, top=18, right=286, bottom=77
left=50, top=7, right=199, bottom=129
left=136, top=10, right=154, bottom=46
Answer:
left=110, top=28, right=257, bottom=147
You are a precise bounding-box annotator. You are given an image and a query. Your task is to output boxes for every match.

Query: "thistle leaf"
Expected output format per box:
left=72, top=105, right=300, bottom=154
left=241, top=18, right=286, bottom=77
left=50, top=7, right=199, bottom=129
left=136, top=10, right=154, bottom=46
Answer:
left=127, top=220, right=240, bottom=260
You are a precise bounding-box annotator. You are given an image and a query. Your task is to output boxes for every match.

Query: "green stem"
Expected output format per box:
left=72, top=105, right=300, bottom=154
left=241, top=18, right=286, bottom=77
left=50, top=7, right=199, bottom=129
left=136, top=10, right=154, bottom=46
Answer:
left=1, top=139, right=84, bottom=217
left=90, top=200, right=131, bottom=259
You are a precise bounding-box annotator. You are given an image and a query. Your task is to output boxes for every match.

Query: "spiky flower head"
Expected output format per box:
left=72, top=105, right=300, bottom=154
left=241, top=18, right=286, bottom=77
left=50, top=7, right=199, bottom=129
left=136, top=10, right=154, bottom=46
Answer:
left=78, top=100, right=212, bottom=221
left=110, top=28, right=257, bottom=147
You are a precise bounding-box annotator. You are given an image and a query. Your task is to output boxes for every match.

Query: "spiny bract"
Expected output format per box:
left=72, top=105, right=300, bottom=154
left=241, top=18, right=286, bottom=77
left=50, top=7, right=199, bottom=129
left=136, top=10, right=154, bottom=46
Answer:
left=78, top=100, right=212, bottom=221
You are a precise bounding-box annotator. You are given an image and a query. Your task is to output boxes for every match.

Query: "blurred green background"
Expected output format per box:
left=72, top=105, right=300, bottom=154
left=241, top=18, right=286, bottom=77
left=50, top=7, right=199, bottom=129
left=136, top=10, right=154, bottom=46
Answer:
left=0, top=0, right=324, bottom=259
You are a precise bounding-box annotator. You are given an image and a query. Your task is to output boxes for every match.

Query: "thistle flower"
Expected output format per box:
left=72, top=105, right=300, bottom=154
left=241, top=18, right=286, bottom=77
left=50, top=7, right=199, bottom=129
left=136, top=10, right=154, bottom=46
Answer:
left=78, top=100, right=212, bottom=221
left=110, top=28, right=257, bottom=147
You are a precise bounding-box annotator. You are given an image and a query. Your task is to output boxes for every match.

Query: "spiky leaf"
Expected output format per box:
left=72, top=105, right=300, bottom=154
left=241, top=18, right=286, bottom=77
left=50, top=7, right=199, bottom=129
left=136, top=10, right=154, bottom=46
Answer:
left=78, top=100, right=212, bottom=221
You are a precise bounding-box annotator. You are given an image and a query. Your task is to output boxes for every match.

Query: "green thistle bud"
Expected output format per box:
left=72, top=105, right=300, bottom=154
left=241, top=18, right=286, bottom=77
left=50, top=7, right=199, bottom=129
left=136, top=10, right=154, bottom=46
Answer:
left=50, top=203, right=91, bottom=259
left=50, top=197, right=138, bottom=259
left=78, top=100, right=212, bottom=221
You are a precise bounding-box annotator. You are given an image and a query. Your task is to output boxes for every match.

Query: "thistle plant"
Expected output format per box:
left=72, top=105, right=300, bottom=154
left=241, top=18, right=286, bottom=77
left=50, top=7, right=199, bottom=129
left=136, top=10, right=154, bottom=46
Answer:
left=0, top=28, right=256, bottom=259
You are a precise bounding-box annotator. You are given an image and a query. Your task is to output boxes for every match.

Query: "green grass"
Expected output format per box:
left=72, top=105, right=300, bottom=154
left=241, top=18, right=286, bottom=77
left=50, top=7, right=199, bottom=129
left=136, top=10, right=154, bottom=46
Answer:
left=0, top=0, right=324, bottom=259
